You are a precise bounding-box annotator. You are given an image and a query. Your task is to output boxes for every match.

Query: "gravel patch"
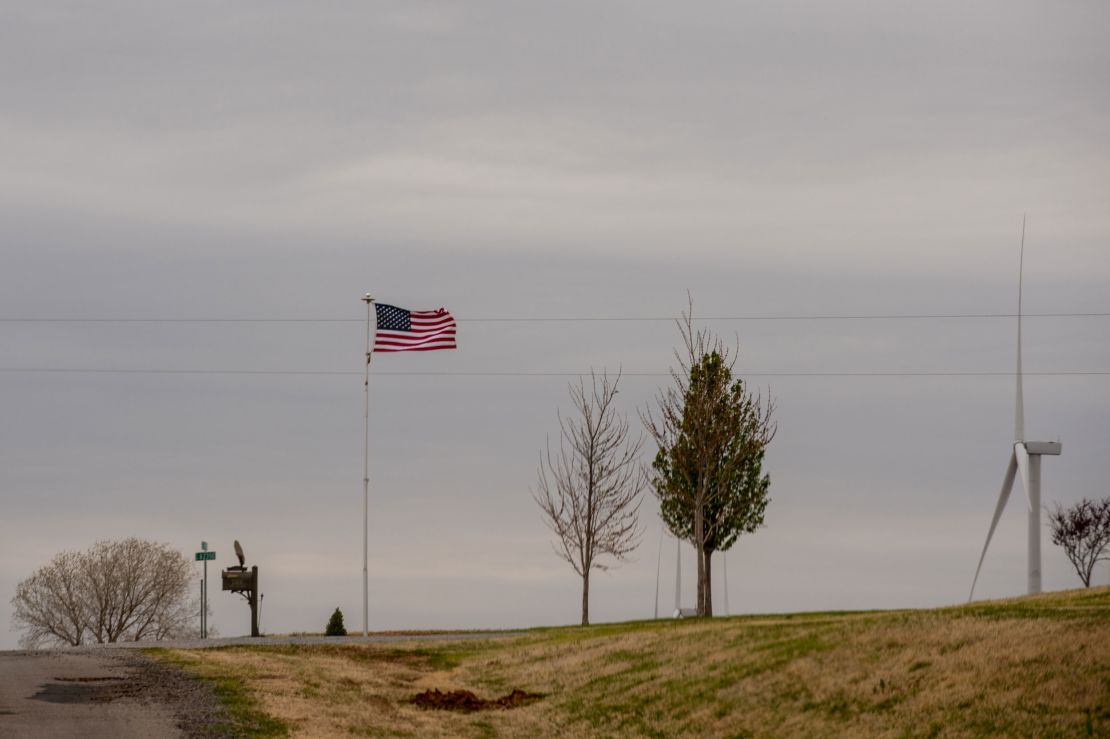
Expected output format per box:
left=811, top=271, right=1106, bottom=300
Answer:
left=9, top=631, right=519, bottom=652
left=102, top=651, right=228, bottom=738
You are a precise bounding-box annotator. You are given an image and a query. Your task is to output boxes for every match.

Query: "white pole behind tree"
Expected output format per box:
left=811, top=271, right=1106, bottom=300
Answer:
left=722, top=551, right=729, bottom=617
left=362, top=293, right=374, bottom=638
left=654, top=523, right=663, bottom=619
left=675, top=537, right=681, bottom=615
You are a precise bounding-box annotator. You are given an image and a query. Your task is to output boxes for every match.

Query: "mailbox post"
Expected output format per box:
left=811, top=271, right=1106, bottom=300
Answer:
left=221, top=565, right=260, bottom=637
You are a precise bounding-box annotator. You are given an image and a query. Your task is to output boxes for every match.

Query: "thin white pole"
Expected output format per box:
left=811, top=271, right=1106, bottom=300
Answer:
left=674, top=538, right=682, bottom=614
left=362, top=293, right=374, bottom=638
left=654, top=523, right=663, bottom=619
left=722, top=551, right=729, bottom=617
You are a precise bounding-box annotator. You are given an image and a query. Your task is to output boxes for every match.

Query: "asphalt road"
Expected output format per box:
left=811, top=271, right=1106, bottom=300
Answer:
left=0, top=651, right=181, bottom=738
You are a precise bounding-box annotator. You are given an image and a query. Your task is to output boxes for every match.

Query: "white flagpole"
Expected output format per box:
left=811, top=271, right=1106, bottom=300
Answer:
left=362, top=293, right=374, bottom=638
left=653, top=523, right=663, bottom=619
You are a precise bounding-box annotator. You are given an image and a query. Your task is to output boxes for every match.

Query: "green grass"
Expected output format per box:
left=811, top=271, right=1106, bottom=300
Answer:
left=150, top=586, right=1110, bottom=738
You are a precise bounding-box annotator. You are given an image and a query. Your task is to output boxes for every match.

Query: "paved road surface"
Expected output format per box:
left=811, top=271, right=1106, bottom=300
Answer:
left=0, top=651, right=182, bottom=738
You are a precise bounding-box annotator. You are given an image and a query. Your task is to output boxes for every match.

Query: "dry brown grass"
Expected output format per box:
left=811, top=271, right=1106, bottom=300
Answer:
left=162, top=586, right=1110, bottom=738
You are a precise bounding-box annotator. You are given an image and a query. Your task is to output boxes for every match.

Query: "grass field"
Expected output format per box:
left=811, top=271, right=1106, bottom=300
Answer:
left=152, top=586, right=1110, bottom=738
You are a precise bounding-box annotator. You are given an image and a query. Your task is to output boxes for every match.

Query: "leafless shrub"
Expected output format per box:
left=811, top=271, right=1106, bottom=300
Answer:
left=10, top=550, right=87, bottom=647
left=10, top=538, right=198, bottom=648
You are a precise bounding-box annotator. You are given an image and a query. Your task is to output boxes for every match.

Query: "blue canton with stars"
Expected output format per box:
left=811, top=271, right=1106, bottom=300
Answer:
left=375, top=303, right=411, bottom=331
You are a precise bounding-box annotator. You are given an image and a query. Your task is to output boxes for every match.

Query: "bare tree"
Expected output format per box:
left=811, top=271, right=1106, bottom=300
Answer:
left=641, top=298, right=775, bottom=616
left=534, top=370, right=645, bottom=625
left=10, top=550, right=87, bottom=647
left=11, top=538, right=198, bottom=648
left=1049, top=497, right=1110, bottom=587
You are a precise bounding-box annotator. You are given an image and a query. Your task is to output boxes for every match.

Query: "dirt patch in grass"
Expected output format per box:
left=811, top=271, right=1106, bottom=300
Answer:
left=411, top=688, right=543, bottom=712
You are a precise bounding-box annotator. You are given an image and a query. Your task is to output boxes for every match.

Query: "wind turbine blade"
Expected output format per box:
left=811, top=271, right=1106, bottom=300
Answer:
left=1015, top=214, right=1026, bottom=442
left=1015, top=442, right=1033, bottom=512
left=969, top=450, right=1019, bottom=601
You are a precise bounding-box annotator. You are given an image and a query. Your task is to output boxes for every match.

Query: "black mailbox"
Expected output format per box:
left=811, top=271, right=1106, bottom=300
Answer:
left=222, top=567, right=256, bottom=593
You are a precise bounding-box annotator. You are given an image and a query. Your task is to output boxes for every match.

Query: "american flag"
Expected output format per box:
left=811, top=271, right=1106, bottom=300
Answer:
left=373, top=303, right=457, bottom=353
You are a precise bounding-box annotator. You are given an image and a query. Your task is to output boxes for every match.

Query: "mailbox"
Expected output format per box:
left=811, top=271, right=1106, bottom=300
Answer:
left=221, top=564, right=261, bottom=637
left=222, top=567, right=256, bottom=593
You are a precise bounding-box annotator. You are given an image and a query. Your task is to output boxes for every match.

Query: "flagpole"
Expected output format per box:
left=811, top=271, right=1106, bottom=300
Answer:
left=362, top=292, right=374, bottom=638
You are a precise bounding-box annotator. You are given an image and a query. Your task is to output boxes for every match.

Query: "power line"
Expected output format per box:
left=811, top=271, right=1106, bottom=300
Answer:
left=0, top=312, right=1108, bottom=324
left=0, top=367, right=1106, bottom=378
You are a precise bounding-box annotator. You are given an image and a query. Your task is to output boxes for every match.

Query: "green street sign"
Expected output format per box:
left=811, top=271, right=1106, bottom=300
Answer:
left=195, top=551, right=216, bottom=561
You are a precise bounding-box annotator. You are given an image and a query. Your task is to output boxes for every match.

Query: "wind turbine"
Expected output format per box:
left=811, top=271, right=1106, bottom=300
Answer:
left=969, top=217, right=1062, bottom=601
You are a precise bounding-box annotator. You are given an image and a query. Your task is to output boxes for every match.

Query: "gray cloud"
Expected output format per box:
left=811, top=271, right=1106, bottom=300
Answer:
left=2, top=1, right=1109, bottom=646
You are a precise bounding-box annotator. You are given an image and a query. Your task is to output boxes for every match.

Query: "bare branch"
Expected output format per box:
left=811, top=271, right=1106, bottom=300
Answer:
left=1049, top=497, right=1110, bottom=587
left=533, top=369, right=645, bottom=624
left=10, top=539, right=199, bottom=648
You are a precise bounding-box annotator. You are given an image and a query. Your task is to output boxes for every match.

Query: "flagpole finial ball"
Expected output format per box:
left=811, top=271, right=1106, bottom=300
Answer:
left=363, top=293, right=374, bottom=303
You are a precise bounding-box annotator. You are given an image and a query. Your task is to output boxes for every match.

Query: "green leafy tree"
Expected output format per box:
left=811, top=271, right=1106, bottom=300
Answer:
left=643, top=303, right=775, bottom=616
left=325, top=607, right=347, bottom=636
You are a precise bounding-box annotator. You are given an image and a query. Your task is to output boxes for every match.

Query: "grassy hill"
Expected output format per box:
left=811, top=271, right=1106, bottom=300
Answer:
left=153, top=586, right=1110, bottom=738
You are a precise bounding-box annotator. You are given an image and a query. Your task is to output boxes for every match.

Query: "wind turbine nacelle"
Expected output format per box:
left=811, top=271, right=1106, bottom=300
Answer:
left=1024, top=441, right=1062, bottom=456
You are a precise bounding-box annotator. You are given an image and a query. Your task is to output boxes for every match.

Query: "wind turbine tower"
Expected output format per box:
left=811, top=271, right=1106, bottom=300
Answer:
left=969, top=218, right=1062, bottom=600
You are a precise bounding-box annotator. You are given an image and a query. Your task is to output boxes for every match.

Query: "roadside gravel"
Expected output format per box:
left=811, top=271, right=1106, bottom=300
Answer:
left=106, top=651, right=227, bottom=738
left=35, top=631, right=519, bottom=651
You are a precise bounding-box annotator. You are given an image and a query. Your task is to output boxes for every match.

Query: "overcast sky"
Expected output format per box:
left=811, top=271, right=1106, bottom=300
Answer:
left=2, top=1, right=1109, bottom=647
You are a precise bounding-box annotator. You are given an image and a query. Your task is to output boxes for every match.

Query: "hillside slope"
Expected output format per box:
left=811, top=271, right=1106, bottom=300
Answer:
left=159, top=586, right=1110, bottom=738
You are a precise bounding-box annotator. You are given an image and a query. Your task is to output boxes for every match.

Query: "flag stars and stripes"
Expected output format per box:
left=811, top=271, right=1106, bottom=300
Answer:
left=373, top=303, right=457, bottom=353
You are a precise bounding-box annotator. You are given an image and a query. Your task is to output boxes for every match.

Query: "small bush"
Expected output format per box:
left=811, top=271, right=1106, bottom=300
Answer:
left=325, top=607, right=347, bottom=636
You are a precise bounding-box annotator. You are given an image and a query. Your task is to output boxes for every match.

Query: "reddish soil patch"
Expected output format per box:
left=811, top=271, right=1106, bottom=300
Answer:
left=410, top=688, right=543, bottom=712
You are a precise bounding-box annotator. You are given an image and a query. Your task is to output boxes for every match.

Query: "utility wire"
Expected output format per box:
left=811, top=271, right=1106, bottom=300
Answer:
left=0, top=312, right=1108, bottom=324
left=0, top=368, right=1106, bottom=378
